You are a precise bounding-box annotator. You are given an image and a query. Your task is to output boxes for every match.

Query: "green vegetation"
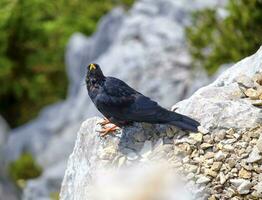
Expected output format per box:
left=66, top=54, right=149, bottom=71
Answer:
left=186, top=0, right=262, bottom=74
left=50, top=192, right=59, bottom=200
left=0, top=0, right=134, bottom=127
left=8, top=153, right=42, bottom=187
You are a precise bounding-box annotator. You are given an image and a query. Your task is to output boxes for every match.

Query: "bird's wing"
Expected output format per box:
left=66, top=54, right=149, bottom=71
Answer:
left=125, top=95, right=166, bottom=122
left=96, top=77, right=165, bottom=122
left=96, top=77, right=137, bottom=108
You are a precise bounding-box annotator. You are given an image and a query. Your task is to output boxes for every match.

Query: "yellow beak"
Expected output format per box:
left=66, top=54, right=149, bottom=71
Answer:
left=89, top=64, right=96, bottom=71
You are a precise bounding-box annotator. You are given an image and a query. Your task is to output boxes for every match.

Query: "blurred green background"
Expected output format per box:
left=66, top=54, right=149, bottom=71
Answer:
left=0, top=0, right=262, bottom=128
left=0, top=0, right=133, bottom=128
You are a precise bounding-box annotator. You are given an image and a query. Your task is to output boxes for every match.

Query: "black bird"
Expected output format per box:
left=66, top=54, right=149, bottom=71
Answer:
left=86, top=63, right=200, bottom=136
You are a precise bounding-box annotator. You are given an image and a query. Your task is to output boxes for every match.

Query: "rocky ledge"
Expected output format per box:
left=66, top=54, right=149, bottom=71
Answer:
left=60, top=47, right=262, bottom=200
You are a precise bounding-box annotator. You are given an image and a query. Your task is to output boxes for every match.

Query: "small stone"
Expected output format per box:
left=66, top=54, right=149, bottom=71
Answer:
left=198, top=126, right=209, bottom=134
left=235, top=74, right=254, bottom=88
left=185, top=164, right=198, bottom=173
left=223, top=144, right=234, bottom=152
left=219, top=172, right=227, bottom=184
left=217, top=143, right=224, bottom=150
left=203, top=135, right=213, bottom=143
left=175, top=143, right=192, bottom=156
left=211, top=162, right=222, bottom=171
left=256, top=134, right=262, bottom=152
left=227, top=158, right=236, bottom=168
left=250, top=99, right=262, bottom=106
left=200, top=143, right=213, bottom=149
left=189, top=133, right=203, bottom=143
left=253, top=182, right=262, bottom=198
left=239, top=168, right=251, bottom=179
left=247, top=146, right=262, bottom=163
left=238, top=181, right=253, bottom=195
left=245, top=88, right=260, bottom=99
left=230, top=179, right=245, bottom=187
left=215, top=151, right=226, bottom=161
left=230, top=179, right=252, bottom=194
left=226, top=187, right=236, bottom=198
left=206, top=158, right=214, bottom=165
left=253, top=73, right=262, bottom=85
left=205, top=169, right=218, bottom=178
left=231, top=168, right=238, bottom=173
left=217, top=131, right=226, bottom=140
left=204, top=152, right=215, bottom=159
left=196, top=176, right=211, bottom=184
left=226, top=128, right=235, bottom=135
left=208, top=195, right=217, bottom=200
left=233, top=133, right=241, bottom=139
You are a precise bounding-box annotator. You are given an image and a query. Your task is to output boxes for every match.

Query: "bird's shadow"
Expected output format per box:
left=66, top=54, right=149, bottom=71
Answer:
left=117, top=122, right=184, bottom=157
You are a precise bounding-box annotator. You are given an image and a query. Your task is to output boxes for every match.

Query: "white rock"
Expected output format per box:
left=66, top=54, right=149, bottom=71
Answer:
left=230, top=179, right=252, bottom=194
left=254, top=182, right=262, bottom=197
left=215, top=151, right=226, bottom=161
left=246, top=146, right=262, bottom=163
left=196, top=176, right=210, bottom=184
left=256, top=134, right=262, bottom=152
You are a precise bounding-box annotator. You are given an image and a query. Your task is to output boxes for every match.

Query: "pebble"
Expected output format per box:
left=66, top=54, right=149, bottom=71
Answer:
left=230, top=179, right=252, bottom=194
left=238, top=168, right=251, bottom=179
left=250, top=99, right=262, bottom=106
left=205, top=169, right=218, bottom=178
left=219, top=172, right=227, bottom=184
left=189, top=133, right=203, bottom=143
left=198, top=126, right=209, bottom=134
left=256, top=134, right=262, bottom=152
left=245, top=88, right=260, bottom=100
left=246, top=146, right=262, bottom=163
left=253, top=181, right=262, bottom=198
left=211, top=162, right=222, bottom=171
left=238, top=180, right=253, bottom=195
left=227, top=158, right=236, bottom=168
left=223, top=144, right=234, bottom=152
left=200, top=143, right=213, bottom=149
left=215, top=151, right=226, bottom=161
left=196, top=176, right=211, bottom=184
left=208, top=195, right=217, bottom=200
left=204, top=152, right=215, bottom=159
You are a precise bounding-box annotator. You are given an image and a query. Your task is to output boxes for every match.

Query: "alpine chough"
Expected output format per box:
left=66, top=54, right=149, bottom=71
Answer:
left=86, top=63, right=200, bottom=136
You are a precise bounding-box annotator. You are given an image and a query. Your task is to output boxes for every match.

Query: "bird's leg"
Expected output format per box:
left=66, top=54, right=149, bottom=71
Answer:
left=98, top=124, right=120, bottom=137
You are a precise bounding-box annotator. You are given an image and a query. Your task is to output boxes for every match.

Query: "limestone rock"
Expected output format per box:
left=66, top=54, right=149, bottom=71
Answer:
left=60, top=45, right=262, bottom=200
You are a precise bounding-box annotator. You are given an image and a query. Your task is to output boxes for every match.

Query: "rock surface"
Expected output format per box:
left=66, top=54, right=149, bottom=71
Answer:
left=1, top=0, right=226, bottom=199
left=60, top=47, right=262, bottom=200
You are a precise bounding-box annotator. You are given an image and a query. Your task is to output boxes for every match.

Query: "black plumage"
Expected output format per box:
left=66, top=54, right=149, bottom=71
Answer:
left=86, top=63, right=200, bottom=133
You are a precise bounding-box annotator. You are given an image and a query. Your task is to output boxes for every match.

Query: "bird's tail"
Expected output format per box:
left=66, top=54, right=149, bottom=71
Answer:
left=167, top=111, right=200, bottom=132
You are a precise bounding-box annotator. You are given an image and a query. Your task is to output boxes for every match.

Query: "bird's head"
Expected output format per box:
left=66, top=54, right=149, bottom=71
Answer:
left=86, top=63, right=105, bottom=89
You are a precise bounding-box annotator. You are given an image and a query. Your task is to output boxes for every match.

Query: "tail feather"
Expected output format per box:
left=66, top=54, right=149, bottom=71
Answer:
left=168, top=112, right=200, bottom=132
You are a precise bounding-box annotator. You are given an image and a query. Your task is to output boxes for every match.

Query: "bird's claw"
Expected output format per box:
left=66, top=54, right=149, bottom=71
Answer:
left=98, top=125, right=120, bottom=137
